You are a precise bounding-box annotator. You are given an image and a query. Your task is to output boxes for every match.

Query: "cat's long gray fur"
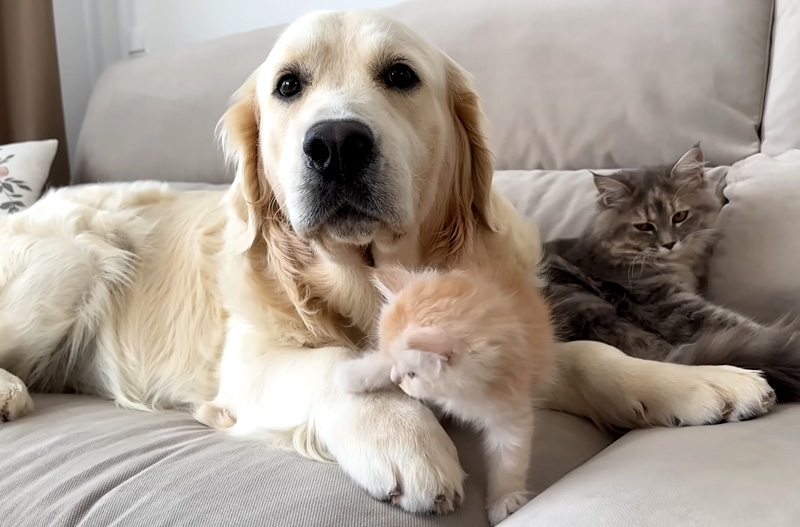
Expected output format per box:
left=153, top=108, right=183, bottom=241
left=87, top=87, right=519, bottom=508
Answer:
left=543, top=144, right=800, bottom=405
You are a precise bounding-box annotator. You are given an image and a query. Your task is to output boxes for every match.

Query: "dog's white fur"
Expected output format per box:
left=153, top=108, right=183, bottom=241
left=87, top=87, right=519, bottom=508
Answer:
left=0, top=10, right=774, bottom=520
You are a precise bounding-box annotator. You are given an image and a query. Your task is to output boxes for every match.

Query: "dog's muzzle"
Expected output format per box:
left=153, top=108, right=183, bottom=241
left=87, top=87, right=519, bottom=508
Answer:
left=295, top=119, right=397, bottom=241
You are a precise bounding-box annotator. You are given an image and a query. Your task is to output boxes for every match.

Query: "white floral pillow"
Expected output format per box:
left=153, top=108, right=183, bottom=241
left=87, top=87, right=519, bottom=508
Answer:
left=0, top=139, right=58, bottom=214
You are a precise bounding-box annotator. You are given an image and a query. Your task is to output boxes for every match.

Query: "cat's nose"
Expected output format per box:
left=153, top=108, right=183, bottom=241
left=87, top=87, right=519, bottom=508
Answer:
left=662, top=241, right=676, bottom=250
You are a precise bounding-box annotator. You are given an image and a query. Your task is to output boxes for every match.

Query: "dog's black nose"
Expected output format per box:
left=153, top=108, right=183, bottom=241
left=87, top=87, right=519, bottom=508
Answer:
left=303, top=120, right=374, bottom=179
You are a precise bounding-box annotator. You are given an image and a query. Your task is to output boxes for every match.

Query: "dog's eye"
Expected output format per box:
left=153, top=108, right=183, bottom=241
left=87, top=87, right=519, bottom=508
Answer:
left=384, top=64, right=419, bottom=90
left=406, top=372, right=416, bottom=379
left=276, top=74, right=302, bottom=98
left=634, top=222, right=655, bottom=232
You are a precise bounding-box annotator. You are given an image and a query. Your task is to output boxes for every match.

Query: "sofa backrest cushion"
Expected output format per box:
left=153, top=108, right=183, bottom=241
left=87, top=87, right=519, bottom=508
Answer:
left=761, top=0, right=800, bottom=156
left=75, top=0, right=774, bottom=184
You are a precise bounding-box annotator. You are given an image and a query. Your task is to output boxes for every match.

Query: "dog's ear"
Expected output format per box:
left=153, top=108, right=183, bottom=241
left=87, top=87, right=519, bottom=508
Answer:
left=447, top=58, right=495, bottom=231
left=434, top=56, right=496, bottom=256
left=218, top=68, right=279, bottom=250
left=433, top=56, right=498, bottom=260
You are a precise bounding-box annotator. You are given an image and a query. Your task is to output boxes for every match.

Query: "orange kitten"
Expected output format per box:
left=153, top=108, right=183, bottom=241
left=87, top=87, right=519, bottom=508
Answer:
left=335, top=264, right=554, bottom=525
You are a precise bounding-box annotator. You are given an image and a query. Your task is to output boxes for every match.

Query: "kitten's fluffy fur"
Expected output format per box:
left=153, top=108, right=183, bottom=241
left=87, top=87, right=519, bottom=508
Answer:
left=545, top=144, right=800, bottom=406
left=335, top=264, right=554, bottom=525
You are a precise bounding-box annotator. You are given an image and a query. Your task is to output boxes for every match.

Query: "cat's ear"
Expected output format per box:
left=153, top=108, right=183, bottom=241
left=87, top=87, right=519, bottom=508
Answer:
left=671, top=142, right=705, bottom=183
left=406, top=326, right=455, bottom=362
left=373, top=266, right=416, bottom=302
left=591, top=171, right=632, bottom=208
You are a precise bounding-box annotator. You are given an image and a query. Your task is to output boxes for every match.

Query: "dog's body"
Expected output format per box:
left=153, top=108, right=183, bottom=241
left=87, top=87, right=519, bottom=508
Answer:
left=0, top=10, right=776, bottom=518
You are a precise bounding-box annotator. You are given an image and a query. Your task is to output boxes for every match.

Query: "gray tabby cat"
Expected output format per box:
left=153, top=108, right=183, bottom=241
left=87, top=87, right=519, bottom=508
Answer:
left=543, top=144, right=800, bottom=413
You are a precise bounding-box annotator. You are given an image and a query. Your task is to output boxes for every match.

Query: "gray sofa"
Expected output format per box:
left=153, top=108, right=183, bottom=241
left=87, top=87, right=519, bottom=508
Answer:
left=3, top=0, right=800, bottom=525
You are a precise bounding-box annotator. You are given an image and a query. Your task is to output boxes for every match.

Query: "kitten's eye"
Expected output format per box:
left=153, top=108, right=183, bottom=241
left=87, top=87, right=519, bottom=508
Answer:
left=383, top=63, right=419, bottom=90
left=672, top=210, right=689, bottom=223
left=406, top=372, right=416, bottom=379
left=276, top=74, right=302, bottom=99
left=634, top=223, right=655, bottom=232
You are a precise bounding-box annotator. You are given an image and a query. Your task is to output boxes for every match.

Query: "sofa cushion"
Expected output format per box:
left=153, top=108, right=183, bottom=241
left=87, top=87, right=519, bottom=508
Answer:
left=707, top=150, right=800, bottom=322
left=761, top=0, right=800, bottom=156
left=75, top=0, right=773, bottom=185
left=502, top=404, right=800, bottom=527
left=388, top=0, right=771, bottom=171
left=75, top=26, right=285, bottom=185
left=0, top=139, right=58, bottom=214
left=0, top=395, right=613, bottom=527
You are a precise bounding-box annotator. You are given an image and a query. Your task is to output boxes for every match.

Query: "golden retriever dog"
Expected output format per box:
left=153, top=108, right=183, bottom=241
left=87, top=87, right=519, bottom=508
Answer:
left=0, top=10, right=774, bottom=523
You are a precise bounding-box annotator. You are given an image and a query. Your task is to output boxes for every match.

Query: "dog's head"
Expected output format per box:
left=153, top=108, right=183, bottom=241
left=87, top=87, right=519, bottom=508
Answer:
left=220, top=10, right=495, bottom=258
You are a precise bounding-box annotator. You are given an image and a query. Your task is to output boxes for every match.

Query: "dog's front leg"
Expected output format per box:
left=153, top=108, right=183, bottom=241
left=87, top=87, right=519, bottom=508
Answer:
left=205, top=325, right=465, bottom=515
left=545, top=340, right=776, bottom=430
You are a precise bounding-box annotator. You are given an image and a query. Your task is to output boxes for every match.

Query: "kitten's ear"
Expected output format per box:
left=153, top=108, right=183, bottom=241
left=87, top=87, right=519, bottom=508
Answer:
left=591, top=172, right=632, bottom=208
left=406, top=326, right=454, bottom=362
left=671, top=142, right=705, bottom=183
left=373, top=266, right=416, bottom=302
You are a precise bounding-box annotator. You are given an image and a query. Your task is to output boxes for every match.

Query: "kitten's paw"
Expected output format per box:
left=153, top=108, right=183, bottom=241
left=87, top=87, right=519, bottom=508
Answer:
left=634, top=364, right=776, bottom=427
left=487, top=491, right=531, bottom=525
left=0, top=369, right=34, bottom=423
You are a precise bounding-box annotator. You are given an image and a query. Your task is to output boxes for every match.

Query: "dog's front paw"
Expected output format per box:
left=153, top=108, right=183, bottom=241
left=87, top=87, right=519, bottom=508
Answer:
left=0, top=369, right=34, bottom=422
left=487, top=491, right=531, bottom=525
left=632, top=363, right=776, bottom=427
left=672, top=365, right=776, bottom=425
left=325, top=393, right=465, bottom=514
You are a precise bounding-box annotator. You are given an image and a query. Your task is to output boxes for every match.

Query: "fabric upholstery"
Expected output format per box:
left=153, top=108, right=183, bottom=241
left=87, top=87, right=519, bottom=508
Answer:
left=387, top=0, right=771, bottom=170
left=707, top=150, right=800, bottom=323
left=761, top=0, right=800, bottom=156
left=75, top=0, right=773, bottom=185
left=502, top=404, right=800, bottom=526
left=0, top=395, right=613, bottom=527
left=74, top=27, right=285, bottom=185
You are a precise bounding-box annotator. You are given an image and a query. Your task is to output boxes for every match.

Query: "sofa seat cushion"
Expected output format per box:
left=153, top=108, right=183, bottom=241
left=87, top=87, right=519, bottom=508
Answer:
left=0, top=395, right=613, bottom=527
left=503, top=404, right=800, bottom=526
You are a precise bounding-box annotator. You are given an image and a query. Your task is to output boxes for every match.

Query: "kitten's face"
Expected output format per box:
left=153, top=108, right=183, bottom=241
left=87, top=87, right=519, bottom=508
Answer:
left=591, top=145, right=721, bottom=261
left=386, top=326, right=456, bottom=400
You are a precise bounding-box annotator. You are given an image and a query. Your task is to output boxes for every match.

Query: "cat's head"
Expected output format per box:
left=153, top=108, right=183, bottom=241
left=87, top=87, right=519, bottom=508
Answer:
left=372, top=266, right=485, bottom=399
left=386, top=325, right=461, bottom=399
left=590, top=144, right=721, bottom=261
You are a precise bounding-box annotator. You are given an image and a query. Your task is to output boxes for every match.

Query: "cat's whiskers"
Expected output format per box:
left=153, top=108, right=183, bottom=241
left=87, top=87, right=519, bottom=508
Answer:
left=627, top=250, right=652, bottom=285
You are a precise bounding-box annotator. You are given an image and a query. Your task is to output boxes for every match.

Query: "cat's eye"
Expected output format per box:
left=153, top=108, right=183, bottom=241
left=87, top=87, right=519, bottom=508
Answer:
left=406, top=372, right=416, bottom=379
left=634, top=223, right=655, bottom=232
left=672, top=210, right=689, bottom=223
